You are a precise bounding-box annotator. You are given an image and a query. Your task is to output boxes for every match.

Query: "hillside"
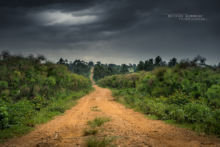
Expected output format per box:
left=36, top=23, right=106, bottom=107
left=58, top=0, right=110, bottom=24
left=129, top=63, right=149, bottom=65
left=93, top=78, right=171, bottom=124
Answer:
left=0, top=54, right=92, bottom=141
left=98, top=64, right=220, bottom=136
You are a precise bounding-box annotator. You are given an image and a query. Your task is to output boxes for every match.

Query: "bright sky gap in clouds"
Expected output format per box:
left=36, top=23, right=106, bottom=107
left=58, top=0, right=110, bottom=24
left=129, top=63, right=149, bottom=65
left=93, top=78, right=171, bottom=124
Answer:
left=33, top=11, right=98, bottom=26
left=0, top=0, right=220, bottom=64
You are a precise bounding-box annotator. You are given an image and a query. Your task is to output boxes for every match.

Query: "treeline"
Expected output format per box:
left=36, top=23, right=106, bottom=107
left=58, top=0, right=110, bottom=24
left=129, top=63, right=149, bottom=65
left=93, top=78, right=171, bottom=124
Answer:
left=136, top=55, right=210, bottom=71
left=0, top=51, right=92, bottom=140
left=98, top=62, right=220, bottom=135
left=93, top=62, right=136, bottom=81
left=57, top=58, right=93, bottom=78
left=57, top=55, right=220, bottom=81
left=57, top=58, right=137, bottom=81
left=93, top=55, right=219, bottom=81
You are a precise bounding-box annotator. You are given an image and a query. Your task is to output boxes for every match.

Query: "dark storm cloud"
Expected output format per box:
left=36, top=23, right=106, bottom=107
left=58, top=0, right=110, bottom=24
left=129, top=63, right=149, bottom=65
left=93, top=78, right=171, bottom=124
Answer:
left=0, top=0, right=220, bottom=64
left=0, top=0, right=96, bottom=8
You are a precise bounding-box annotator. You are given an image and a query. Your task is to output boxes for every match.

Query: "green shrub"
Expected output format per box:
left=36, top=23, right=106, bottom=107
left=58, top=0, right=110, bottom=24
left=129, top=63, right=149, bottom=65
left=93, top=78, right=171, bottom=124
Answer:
left=20, top=85, right=30, bottom=97
left=87, top=117, right=110, bottom=128
left=166, top=91, right=190, bottom=105
left=0, top=54, right=92, bottom=140
left=45, top=76, right=56, bottom=87
left=0, top=81, right=8, bottom=89
left=212, top=110, right=220, bottom=135
left=86, top=136, right=114, bottom=147
left=98, top=74, right=139, bottom=89
left=151, top=86, right=170, bottom=97
left=143, top=99, right=167, bottom=119
left=98, top=66, right=220, bottom=136
left=206, top=85, right=220, bottom=108
left=169, top=108, right=185, bottom=123
left=153, top=67, right=167, bottom=81
left=0, top=102, right=9, bottom=129
left=136, top=74, right=156, bottom=96
left=32, top=96, right=48, bottom=111
left=180, top=79, right=192, bottom=93
left=49, top=106, right=65, bottom=113
left=0, top=89, right=10, bottom=98
left=83, top=128, right=98, bottom=136
left=184, top=103, right=211, bottom=123
left=8, top=100, right=35, bottom=124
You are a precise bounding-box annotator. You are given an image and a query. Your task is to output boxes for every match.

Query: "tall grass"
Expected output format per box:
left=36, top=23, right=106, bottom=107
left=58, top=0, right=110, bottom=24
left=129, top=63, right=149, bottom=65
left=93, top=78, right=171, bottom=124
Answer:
left=0, top=90, right=90, bottom=142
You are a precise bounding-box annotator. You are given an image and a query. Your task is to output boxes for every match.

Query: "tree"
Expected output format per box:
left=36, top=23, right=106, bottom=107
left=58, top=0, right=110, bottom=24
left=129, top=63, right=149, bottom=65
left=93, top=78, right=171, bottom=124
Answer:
left=200, top=57, right=206, bottom=65
left=96, top=61, right=101, bottom=65
left=193, top=55, right=206, bottom=65
left=168, top=57, right=177, bottom=67
left=88, top=61, right=94, bottom=67
left=37, top=55, right=46, bottom=61
left=120, top=64, right=129, bottom=73
left=64, top=59, right=68, bottom=64
left=155, top=56, right=162, bottom=66
left=69, top=60, right=90, bottom=77
left=57, top=58, right=65, bottom=64
left=149, top=58, right=154, bottom=65
left=1, top=51, right=10, bottom=60
left=137, top=61, right=145, bottom=71
left=144, top=59, right=154, bottom=71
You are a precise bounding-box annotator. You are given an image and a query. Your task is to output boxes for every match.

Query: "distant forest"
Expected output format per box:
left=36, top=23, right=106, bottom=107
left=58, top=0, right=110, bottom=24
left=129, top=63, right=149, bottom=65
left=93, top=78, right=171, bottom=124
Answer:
left=57, top=55, right=220, bottom=81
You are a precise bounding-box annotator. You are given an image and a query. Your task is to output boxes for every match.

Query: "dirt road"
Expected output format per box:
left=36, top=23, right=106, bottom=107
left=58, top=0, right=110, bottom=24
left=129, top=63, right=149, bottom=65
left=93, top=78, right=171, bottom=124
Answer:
left=2, top=71, right=220, bottom=147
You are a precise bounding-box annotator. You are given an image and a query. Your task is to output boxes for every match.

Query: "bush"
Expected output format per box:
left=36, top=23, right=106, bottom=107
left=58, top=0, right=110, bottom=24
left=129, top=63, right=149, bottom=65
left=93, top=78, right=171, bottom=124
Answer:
left=20, top=85, right=30, bottom=97
left=212, top=110, right=220, bottom=134
left=169, top=108, right=185, bottom=123
left=137, top=74, right=155, bottom=95
left=0, top=81, right=8, bottom=89
left=0, top=54, right=92, bottom=140
left=184, top=103, right=211, bottom=123
left=153, top=67, right=167, bottom=81
left=0, top=89, right=10, bottom=98
left=143, top=99, right=167, bottom=119
left=151, top=86, right=170, bottom=97
left=8, top=100, right=35, bottom=124
left=0, top=102, right=9, bottom=129
left=87, top=117, right=110, bottom=128
left=32, top=96, right=48, bottom=111
left=206, top=85, right=220, bottom=108
left=86, top=136, right=114, bottom=147
left=166, top=91, right=190, bottom=105
left=98, top=66, right=220, bottom=136
left=98, top=66, right=220, bottom=134
left=45, top=76, right=56, bottom=87
left=49, top=106, right=65, bottom=113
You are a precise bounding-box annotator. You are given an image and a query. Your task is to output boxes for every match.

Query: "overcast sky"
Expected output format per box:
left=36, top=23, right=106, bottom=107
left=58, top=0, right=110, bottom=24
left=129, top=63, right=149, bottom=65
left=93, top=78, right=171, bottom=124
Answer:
left=0, top=0, right=220, bottom=64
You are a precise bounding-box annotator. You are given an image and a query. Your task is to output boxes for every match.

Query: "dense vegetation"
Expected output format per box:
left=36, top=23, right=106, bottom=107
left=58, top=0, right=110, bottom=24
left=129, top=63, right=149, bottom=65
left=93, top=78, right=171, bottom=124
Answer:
left=0, top=52, right=92, bottom=141
left=98, top=61, right=220, bottom=136
left=93, top=62, right=136, bottom=81
left=57, top=58, right=93, bottom=78
left=93, top=55, right=213, bottom=81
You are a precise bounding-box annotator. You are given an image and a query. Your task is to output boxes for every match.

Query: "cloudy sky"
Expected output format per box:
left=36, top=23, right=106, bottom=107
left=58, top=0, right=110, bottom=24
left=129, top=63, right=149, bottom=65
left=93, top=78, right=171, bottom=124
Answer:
left=0, top=0, right=220, bottom=64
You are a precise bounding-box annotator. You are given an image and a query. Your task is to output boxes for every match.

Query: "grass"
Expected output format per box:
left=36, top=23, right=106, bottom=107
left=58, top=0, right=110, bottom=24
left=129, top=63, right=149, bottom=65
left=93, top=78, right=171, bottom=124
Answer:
left=90, top=106, right=101, bottom=112
left=0, top=90, right=91, bottom=143
left=86, top=136, right=115, bottom=147
left=111, top=89, right=210, bottom=136
left=83, top=128, right=98, bottom=136
left=87, top=117, right=111, bottom=128
left=164, top=120, right=207, bottom=135
left=145, top=114, right=159, bottom=120
left=0, top=124, right=34, bottom=143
